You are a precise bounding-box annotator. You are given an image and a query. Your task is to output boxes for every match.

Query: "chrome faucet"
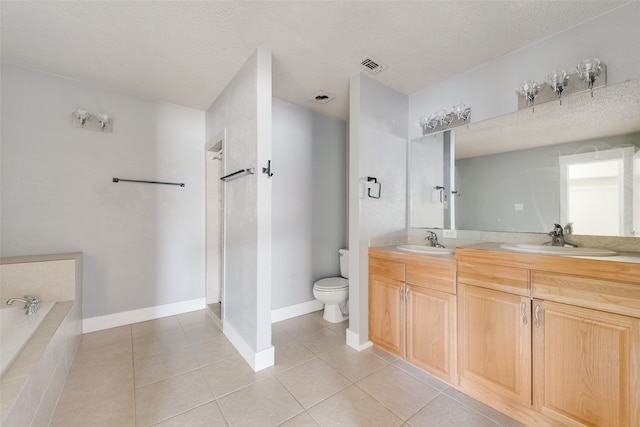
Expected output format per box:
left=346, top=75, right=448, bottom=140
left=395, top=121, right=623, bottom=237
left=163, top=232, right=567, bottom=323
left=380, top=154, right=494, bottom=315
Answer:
left=425, top=231, right=445, bottom=248
left=6, top=296, right=40, bottom=315
left=544, top=224, right=577, bottom=247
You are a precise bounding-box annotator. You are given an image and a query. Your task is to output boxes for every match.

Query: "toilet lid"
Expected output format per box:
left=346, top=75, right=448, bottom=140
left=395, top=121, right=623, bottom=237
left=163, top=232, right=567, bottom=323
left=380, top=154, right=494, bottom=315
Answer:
left=314, top=277, right=348, bottom=291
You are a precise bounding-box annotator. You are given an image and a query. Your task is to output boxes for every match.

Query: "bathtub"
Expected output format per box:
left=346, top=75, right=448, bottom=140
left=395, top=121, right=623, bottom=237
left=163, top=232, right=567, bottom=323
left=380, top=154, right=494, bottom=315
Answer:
left=1, top=301, right=55, bottom=378
left=1, top=253, right=81, bottom=426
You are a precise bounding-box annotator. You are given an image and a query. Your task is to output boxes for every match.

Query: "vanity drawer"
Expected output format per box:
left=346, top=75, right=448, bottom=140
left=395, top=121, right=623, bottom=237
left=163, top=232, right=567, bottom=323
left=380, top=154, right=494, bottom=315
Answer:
left=457, top=261, right=529, bottom=296
left=406, top=260, right=456, bottom=294
left=369, top=257, right=405, bottom=281
left=532, top=270, right=640, bottom=318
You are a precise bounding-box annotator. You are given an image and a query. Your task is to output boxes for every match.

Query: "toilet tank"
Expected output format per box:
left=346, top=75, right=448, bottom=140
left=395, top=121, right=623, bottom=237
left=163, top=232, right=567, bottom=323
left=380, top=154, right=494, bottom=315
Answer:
left=338, top=249, right=349, bottom=279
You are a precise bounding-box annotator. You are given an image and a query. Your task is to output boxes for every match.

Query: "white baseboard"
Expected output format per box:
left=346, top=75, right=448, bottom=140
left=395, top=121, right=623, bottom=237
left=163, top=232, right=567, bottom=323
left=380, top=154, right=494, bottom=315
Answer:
left=254, top=345, right=275, bottom=371
left=82, top=298, right=206, bottom=333
left=223, top=320, right=274, bottom=372
left=271, top=299, right=324, bottom=323
left=346, top=328, right=373, bottom=351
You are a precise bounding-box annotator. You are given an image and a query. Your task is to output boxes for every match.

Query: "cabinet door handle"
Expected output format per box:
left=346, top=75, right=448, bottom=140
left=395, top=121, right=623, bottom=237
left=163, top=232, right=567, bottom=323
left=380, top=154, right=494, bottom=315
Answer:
left=521, top=302, right=528, bottom=325
left=535, top=304, right=541, bottom=328
left=399, top=286, right=404, bottom=301
left=405, top=287, right=410, bottom=301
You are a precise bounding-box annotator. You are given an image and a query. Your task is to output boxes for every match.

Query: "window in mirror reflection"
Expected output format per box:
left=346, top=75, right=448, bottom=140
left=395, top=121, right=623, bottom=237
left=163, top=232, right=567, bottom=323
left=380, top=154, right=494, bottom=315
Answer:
left=560, top=147, right=636, bottom=236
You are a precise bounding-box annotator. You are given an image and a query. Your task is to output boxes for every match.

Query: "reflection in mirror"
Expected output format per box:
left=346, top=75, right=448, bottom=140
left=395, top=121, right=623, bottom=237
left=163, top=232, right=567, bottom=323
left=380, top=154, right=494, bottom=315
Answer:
left=455, top=135, right=640, bottom=236
left=636, top=153, right=640, bottom=235
left=448, top=79, right=640, bottom=238
left=559, top=148, right=635, bottom=236
left=409, top=132, right=455, bottom=228
left=409, top=80, right=640, bottom=237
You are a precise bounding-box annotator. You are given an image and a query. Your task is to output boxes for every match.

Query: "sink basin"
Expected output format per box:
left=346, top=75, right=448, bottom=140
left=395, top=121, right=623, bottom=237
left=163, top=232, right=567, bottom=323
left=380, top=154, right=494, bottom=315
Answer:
left=499, top=243, right=617, bottom=257
left=396, top=244, right=454, bottom=255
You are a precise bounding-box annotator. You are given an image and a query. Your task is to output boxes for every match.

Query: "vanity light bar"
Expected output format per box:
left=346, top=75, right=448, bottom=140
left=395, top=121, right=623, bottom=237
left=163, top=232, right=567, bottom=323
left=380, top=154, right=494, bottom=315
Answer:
left=421, top=104, right=471, bottom=136
left=71, top=108, right=113, bottom=132
left=516, top=60, right=606, bottom=111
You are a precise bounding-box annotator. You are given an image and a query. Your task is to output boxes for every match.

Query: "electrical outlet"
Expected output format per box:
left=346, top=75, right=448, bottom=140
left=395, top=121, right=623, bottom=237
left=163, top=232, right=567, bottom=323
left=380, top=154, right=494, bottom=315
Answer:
left=443, top=229, right=457, bottom=238
left=515, top=203, right=524, bottom=211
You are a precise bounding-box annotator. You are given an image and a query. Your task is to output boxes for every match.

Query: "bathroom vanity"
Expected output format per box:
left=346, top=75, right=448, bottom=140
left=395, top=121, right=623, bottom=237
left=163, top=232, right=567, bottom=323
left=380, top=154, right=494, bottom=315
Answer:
left=368, top=244, right=640, bottom=427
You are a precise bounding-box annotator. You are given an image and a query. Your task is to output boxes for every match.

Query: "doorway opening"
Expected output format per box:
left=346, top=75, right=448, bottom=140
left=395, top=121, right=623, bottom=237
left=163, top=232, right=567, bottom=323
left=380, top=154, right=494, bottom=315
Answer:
left=206, top=130, right=226, bottom=323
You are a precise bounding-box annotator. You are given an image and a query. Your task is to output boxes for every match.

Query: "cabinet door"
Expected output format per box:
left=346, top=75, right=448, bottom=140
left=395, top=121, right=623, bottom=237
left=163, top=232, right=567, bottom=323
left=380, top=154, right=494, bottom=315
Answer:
left=458, top=284, right=532, bottom=407
left=369, top=274, right=404, bottom=356
left=533, top=299, right=640, bottom=427
left=406, top=285, right=457, bottom=384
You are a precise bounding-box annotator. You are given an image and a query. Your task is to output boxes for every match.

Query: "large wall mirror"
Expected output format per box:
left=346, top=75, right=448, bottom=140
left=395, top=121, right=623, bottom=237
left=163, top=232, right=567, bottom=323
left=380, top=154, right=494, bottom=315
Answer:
left=409, top=79, right=640, bottom=237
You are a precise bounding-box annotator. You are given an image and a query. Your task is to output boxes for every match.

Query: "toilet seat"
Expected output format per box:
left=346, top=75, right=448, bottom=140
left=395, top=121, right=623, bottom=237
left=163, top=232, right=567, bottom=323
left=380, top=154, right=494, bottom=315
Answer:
left=314, top=277, right=348, bottom=291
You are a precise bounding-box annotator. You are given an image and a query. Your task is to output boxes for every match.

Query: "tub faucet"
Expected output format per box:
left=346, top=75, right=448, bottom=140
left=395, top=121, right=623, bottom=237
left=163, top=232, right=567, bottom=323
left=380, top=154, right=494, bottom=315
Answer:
left=425, top=231, right=445, bottom=248
left=6, top=296, right=40, bottom=315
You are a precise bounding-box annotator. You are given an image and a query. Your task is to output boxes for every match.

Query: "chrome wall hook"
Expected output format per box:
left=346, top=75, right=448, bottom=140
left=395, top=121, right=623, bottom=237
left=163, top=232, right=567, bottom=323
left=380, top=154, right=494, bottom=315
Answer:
left=262, top=160, right=274, bottom=178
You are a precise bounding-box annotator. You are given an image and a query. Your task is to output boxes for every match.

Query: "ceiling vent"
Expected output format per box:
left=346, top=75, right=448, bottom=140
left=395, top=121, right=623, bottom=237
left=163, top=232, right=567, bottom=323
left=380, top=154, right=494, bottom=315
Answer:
left=310, top=90, right=336, bottom=104
left=359, top=56, right=385, bottom=74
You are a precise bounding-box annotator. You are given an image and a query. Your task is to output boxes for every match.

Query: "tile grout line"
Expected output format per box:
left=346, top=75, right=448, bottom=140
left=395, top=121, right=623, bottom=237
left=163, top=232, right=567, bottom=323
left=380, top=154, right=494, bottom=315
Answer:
left=134, top=315, right=225, bottom=426
left=188, top=328, right=228, bottom=426
left=270, top=373, right=313, bottom=425
left=275, top=351, right=389, bottom=423
left=144, top=315, right=222, bottom=425
left=440, top=388, right=513, bottom=427
left=271, top=323, right=355, bottom=425
left=129, top=325, right=138, bottom=426
left=56, top=312, right=520, bottom=426
left=350, top=380, right=412, bottom=423
left=348, top=351, right=452, bottom=424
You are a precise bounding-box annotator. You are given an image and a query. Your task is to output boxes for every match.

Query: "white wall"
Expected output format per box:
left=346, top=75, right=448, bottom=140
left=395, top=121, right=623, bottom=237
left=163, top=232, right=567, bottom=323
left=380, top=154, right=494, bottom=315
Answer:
left=0, top=64, right=205, bottom=319
left=408, top=2, right=640, bottom=140
left=271, top=99, right=347, bottom=311
left=205, top=49, right=274, bottom=370
left=348, top=73, right=408, bottom=349
left=311, top=111, right=348, bottom=280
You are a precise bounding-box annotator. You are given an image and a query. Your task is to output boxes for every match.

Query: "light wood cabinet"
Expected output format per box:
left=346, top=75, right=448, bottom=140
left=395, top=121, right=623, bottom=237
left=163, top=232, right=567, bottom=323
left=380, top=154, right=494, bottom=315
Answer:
left=368, top=272, right=404, bottom=356
left=457, top=283, right=532, bottom=407
left=406, top=284, right=456, bottom=382
left=531, top=269, right=640, bottom=427
left=533, top=299, right=640, bottom=427
left=455, top=245, right=640, bottom=426
left=371, top=245, right=640, bottom=426
left=457, top=258, right=532, bottom=407
left=368, top=249, right=457, bottom=383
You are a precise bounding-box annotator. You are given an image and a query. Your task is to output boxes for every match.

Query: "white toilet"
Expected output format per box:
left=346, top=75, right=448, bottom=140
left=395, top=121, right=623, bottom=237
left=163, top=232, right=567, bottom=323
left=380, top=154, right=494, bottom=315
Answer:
left=313, top=249, right=349, bottom=323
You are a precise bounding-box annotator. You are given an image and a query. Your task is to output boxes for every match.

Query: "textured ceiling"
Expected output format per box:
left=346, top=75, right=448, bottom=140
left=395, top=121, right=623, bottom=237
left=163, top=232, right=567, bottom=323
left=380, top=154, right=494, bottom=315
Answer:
left=0, top=1, right=630, bottom=120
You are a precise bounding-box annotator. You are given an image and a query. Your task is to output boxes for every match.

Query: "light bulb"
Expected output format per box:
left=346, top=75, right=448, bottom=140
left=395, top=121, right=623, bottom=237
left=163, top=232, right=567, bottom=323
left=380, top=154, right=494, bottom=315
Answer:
left=516, top=80, right=539, bottom=111
left=545, top=70, right=569, bottom=105
left=74, top=108, right=90, bottom=127
left=96, top=113, right=110, bottom=130
left=576, top=58, right=601, bottom=96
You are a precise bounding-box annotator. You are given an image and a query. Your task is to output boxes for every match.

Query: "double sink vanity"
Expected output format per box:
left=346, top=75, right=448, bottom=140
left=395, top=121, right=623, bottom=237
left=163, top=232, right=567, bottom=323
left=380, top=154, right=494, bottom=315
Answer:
left=368, top=242, right=640, bottom=426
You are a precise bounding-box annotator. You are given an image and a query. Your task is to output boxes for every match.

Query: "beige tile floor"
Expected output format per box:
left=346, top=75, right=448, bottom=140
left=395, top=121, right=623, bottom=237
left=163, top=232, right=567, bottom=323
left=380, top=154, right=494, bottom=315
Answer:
left=50, top=310, right=521, bottom=427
